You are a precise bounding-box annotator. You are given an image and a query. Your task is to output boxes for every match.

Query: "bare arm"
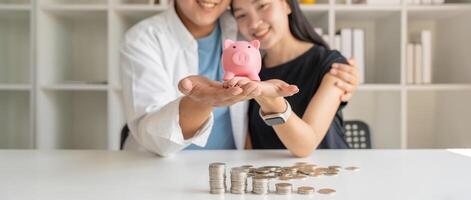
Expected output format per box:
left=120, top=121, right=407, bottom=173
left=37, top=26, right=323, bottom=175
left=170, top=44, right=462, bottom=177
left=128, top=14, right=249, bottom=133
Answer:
left=255, top=74, right=344, bottom=157
left=179, top=96, right=213, bottom=139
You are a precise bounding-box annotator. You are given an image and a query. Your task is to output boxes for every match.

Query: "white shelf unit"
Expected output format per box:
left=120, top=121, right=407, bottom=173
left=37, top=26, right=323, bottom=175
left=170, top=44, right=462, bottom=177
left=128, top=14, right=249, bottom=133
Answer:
left=335, top=9, right=402, bottom=84
left=407, top=91, right=471, bottom=148
left=0, top=91, right=32, bottom=149
left=0, top=0, right=470, bottom=150
left=0, top=9, right=31, bottom=85
left=36, top=90, right=108, bottom=149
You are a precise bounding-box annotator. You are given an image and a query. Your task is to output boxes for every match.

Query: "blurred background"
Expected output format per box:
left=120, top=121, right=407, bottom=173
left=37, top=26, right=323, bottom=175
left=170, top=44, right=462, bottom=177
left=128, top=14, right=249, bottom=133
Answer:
left=0, top=0, right=470, bottom=150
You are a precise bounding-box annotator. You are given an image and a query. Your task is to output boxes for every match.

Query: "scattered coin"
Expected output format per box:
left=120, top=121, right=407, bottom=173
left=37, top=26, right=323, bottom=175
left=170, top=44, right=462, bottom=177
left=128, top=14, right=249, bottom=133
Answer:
left=255, top=168, right=271, bottom=174
left=278, top=175, right=292, bottom=181
left=297, top=186, right=315, bottom=195
left=293, top=175, right=307, bottom=180
left=324, top=172, right=339, bottom=176
left=318, top=188, right=336, bottom=195
left=294, top=162, right=308, bottom=166
left=345, top=166, right=360, bottom=171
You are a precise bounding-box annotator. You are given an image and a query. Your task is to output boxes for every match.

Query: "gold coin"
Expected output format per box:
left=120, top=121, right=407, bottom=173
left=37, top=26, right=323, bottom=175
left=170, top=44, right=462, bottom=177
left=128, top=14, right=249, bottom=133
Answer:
left=318, top=188, right=336, bottom=195
left=308, top=172, right=321, bottom=177
left=240, top=165, right=254, bottom=170
left=298, top=186, right=315, bottom=194
left=278, top=176, right=292, bottom=181
left=323, top=172, right=339, bottom=176
left=293, top=175, right=307, bottom=180
left=255, top=168, right=271, bottom=174
left=294, top=162, right=308, bottom=166
left=345, top=166, right=360, bottom=171
left=315, top=167, right=329, bottom=172
left=275, top=183, right=292, bottom=188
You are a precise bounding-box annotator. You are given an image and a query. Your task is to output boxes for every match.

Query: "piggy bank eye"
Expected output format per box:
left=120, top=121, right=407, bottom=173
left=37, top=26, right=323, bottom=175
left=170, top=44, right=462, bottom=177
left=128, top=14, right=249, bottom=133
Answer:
left=248, top=46, right=251, bottom=48
left=232, top=46, right=236, bottom=48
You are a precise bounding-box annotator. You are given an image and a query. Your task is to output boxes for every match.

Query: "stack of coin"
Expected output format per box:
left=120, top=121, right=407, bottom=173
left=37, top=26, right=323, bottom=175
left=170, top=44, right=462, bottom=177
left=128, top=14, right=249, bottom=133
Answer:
left=297, top=186, right=315, bottom=195
left=209, top=162, right=226, bottom=194
left=252, top=176, right=269, bottom=195
left=275, top=183, right=292, bottom=195
left=230, top=167, right=248, bottom=194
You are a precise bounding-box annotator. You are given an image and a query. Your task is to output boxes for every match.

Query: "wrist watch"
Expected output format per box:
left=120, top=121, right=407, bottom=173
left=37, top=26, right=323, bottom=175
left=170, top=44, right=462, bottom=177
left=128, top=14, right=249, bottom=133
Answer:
left=259, top=99, right=292, bottom=126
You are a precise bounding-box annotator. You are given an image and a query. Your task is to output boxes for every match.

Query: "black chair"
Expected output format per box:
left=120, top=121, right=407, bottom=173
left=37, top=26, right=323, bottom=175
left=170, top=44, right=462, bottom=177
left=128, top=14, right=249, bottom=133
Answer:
left=120, top=124, right=130, bottom=150
left=343, top=120, right=371, bottom=149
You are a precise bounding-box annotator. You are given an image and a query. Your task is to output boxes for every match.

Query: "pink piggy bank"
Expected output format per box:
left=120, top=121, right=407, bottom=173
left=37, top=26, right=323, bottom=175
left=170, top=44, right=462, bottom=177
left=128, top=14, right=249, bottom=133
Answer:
left=222, top=39, right=262, bottom=81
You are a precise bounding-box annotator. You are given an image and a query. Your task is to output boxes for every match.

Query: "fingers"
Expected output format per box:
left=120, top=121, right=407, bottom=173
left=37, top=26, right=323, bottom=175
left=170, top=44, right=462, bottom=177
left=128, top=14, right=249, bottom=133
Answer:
left=280, top=85, right=299, bottom=97
left=223, top=76, right=251, bottom=88
left=340, top=92, right=353, bottom=102
left=178, top=78, right=193, bottom=95
left=332, top=62, right=359, bottom=76
left=330, top=68, right=356, bottom=85
left=347, top=58, right=356, bottom=66
left=225, top=86, right=243, bottom=96
left=258, top=80, right=299, bottom=98
left=240, top=82, right=261, bottom=97
left=335, top=80, right=355, bottom=93
left=332, top=63, right=353, bottom=74
left=331, top=62, right=360, bottom=88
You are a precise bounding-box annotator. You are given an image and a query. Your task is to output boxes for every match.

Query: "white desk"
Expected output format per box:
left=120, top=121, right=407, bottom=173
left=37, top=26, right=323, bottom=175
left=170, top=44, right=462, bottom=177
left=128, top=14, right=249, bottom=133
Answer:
left=1, top=150, right=470, bottom=200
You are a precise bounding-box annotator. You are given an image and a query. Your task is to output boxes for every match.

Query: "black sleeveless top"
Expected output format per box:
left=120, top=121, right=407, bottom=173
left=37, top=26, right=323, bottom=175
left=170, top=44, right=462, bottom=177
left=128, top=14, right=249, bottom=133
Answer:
left=248, top=45, right=349, bottom=149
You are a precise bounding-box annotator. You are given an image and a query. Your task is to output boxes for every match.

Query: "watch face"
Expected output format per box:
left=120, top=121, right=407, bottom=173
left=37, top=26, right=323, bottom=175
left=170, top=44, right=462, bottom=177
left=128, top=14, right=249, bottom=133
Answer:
left=265, top=117, right=285, bottom=126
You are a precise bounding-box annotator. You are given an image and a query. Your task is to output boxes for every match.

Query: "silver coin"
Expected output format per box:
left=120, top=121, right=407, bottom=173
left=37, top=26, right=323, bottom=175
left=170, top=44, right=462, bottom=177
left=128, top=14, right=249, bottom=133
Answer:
left=318, top=188, right=336, bottom=195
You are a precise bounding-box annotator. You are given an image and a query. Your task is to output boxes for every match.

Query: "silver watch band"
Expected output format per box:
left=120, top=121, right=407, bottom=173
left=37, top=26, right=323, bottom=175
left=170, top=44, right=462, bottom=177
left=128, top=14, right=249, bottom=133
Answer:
left=259, top=99, right=292, bottom=126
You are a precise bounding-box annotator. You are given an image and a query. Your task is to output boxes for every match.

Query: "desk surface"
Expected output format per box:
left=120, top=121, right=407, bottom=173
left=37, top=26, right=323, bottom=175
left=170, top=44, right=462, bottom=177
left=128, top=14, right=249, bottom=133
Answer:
left=1, top=149, right=470, bottom=200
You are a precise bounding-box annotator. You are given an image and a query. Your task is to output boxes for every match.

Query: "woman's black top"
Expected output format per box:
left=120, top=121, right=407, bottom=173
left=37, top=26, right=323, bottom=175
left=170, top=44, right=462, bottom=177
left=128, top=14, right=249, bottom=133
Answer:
left=248, top=45, right=350, bottom=149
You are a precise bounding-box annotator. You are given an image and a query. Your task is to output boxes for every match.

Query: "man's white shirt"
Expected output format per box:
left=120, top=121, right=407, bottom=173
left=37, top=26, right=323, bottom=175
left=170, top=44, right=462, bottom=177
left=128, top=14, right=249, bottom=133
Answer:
left=120, top=4, right=248, bottom=156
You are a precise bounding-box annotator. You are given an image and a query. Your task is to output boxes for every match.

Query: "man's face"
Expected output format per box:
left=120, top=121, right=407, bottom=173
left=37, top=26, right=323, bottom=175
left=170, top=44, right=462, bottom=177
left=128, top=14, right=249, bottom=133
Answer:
left=176, top=0, right=231, bottom=27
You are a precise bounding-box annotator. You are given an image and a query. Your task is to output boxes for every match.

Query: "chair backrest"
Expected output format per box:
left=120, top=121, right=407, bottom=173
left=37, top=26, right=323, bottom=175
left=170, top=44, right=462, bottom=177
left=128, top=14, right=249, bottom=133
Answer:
left=344, top=120, right=371, bottom=149
left=120, top=124, right=130, bottom=150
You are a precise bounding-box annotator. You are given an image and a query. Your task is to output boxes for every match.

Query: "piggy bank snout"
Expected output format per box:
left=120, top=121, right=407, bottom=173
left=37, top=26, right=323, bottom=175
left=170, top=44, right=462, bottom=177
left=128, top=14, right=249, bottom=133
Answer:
left=232, top=51, right=251, bottom=66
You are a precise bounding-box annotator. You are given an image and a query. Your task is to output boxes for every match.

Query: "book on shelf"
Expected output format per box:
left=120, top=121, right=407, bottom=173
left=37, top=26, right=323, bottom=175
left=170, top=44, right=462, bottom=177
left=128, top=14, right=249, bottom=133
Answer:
left=421, top=30, right=432, bottom=84
left=367, top=0, right=401, bottom=4
left=353, top=29, right=365, bottom=83
left=407, top=44, right=415, bottom=84
left=338, top=28, right=352, bottom=59
left=351, top=0, right=401, bottom=4
left=407, top=0, right=445, bottom=4
left=336, top=28, right=366, bottom=83
left=408, top=29, right=433, bottom=84
left=414, top=44, right=423, bottom=84
left=334, top=35, right=341, bottom=51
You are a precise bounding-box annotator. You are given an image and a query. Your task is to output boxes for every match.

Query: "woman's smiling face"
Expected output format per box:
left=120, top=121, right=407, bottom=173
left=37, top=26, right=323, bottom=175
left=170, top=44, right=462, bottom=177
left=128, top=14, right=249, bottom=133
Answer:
left=232, top=0, right=292, bottom=50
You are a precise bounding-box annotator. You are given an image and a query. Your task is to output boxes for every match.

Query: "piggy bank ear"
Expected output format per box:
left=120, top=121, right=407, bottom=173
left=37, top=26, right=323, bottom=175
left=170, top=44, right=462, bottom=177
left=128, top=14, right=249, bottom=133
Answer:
left=224, top=39, right=235, bottom=49
left=250, top=40, right=260, bottom=49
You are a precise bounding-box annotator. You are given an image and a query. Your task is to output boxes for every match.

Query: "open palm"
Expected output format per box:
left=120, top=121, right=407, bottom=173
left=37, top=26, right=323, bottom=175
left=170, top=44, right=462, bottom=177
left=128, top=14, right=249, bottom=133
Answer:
left=259, top=79, right=299, bottom=98
left=223, top=77, right=299, bottom=99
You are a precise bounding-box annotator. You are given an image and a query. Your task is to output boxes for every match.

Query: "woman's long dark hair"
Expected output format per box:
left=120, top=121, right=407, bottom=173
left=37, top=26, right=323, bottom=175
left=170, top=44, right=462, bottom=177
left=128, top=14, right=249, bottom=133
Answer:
left=286, top=0, right=330, bottom=49
left=230, top=0, right=330, bottom=50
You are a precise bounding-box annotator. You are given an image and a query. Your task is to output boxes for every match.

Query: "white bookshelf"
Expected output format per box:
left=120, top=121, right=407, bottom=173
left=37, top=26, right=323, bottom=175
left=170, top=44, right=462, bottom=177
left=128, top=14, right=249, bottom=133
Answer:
left=0, top=0, right=470, bottom=150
